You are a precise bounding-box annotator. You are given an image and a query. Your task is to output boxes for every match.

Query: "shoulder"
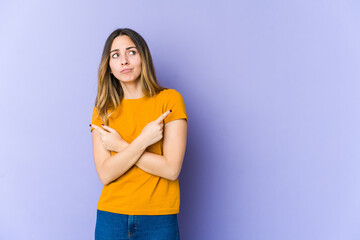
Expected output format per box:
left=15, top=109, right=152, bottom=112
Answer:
left=161, top=88, right=188, bottom=124
left=159, top=88, right=184, bottom=99
left=92, top=106, right=99, bottom=116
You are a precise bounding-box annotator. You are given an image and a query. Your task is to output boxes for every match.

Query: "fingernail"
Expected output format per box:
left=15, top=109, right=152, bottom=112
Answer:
left=170, top=110, right=172, bottom=112
left=89, top=124, right=92, bottom=127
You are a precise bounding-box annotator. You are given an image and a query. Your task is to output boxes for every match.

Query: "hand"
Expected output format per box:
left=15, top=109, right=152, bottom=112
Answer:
left=139, top=110, right=172, bottom=147
left=91, top=124, right=127, bottom=152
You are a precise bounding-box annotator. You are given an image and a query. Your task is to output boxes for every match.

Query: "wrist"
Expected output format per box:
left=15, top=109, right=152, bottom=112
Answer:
left=133, top=134, right=148, bottom=152
left=117, top=139, right=129, bottom=152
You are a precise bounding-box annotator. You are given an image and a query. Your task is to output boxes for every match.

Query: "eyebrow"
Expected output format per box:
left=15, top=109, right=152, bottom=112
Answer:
left=110, top=46, right=137, bottom=53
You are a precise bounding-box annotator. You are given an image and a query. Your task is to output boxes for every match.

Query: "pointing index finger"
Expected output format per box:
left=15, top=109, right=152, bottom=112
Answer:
left=91, top=124, right=106, bottom=134
left=157, top=110, right=172, bottom=123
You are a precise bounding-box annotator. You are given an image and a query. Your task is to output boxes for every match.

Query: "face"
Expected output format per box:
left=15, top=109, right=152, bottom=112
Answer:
left=109, top=35, right=142, bottom=83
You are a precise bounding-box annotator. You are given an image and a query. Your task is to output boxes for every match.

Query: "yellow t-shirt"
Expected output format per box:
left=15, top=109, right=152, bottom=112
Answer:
left=90, top=88, right=188, bottom=215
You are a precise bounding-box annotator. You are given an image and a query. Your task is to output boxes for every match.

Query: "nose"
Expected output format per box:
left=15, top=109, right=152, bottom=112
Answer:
left=120, top=54, right=129, bottom=65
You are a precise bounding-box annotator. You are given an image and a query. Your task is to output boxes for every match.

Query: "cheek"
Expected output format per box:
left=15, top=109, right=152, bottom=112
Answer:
left=109, top=61, right=116, bottom=71
left=134, top=58, right=142, bottom=69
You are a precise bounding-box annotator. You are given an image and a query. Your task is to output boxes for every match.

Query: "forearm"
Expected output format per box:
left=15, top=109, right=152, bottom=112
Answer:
left=118, top=141, right=174, bottom=181
left=101, top=136, right=147, bottom=185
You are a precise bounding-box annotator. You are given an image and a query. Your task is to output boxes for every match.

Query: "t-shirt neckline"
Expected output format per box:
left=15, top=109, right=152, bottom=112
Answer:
left=122, top=95, right=147, bottom=102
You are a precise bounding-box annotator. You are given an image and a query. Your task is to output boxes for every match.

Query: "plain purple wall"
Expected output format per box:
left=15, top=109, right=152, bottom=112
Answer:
left=1, top=0, right=360, bottom=239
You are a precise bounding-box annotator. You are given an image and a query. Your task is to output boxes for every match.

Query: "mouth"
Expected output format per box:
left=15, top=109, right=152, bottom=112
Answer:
left=121, top=68, right=133, bottom=73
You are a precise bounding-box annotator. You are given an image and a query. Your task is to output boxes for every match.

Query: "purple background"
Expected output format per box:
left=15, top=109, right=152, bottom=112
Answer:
left=1, top=1, right=360, bottom=239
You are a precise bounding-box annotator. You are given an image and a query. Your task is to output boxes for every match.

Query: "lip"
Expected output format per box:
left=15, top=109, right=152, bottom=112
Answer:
left=121, top=68, right=133, bottom=73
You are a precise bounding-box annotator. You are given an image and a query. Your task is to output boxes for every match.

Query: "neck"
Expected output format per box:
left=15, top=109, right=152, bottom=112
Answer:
left=120, top=79, right=144, bottom=99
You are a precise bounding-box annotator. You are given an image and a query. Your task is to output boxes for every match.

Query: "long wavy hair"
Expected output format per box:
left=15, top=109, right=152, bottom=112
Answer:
left=94, top=28, right=167, bottom=125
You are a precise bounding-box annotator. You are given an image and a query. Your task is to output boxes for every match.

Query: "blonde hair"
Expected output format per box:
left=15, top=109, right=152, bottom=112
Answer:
left=94, top=28, right=167, bottom=124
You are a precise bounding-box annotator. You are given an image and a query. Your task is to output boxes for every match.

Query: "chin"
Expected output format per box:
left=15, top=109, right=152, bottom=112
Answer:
left=120, top=78, right=140, bottom=83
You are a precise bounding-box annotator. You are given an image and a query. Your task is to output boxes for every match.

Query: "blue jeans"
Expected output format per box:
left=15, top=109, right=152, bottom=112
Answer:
left=95, top=209, right=180, bottom=240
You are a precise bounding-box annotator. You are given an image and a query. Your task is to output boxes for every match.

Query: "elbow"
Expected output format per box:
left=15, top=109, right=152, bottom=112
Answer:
left=100, top=171, right=123, bottom=185
left=101, top=180, right=109, bottom=186
left=99, top=172, right=111, bottom=185
left=98, top=162, right=116, bottom=185
left=169, top=170, right=180, bottom=181
left=167, top=160, right=181, bottom=181
left=102, top=175, right=116, bottom=185
left=100, top=175, right=108, bottom=185
left=169, top=175, right=178, bottom=181
left=101, top=178, right=113, bottom=186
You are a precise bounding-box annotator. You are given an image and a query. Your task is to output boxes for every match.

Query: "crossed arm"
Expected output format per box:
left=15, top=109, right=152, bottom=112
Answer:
left=92, top=119, right=187, bottom=184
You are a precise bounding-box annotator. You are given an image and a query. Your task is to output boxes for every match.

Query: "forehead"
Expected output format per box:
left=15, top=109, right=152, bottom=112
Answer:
left=111, top=35, right=135, bottom=49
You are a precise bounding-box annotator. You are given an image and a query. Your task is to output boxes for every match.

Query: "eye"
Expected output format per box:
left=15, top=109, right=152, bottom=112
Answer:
left=112, top=53, right=119, bottom=58
left=129, top=50, right=136, bottom=55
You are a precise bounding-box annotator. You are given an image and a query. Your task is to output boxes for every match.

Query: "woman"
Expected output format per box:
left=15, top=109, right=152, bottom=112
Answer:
left=89, top=28, right=188, bottom=239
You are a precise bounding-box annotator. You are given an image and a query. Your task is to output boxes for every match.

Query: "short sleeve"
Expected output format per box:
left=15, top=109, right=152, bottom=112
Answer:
left=163, top=89, right=188, bottom=125
left=90, top=106, right=104, bottom=132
